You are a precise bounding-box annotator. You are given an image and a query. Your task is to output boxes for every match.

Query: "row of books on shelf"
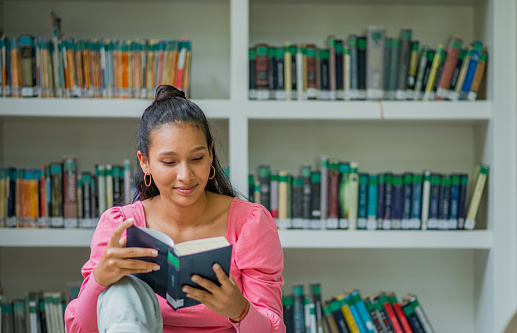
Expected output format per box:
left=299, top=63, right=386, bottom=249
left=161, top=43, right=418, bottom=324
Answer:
left=0, top=157, right=135, bottom=229
left=249, top=159, right=489, bottom=231
left=0, top=11, right=192, bottom=99
left=283, top=283, right=434, bottom=333
left=249, top=28, right=487, bottom=102
left=0, top=289, right=74, bottom=333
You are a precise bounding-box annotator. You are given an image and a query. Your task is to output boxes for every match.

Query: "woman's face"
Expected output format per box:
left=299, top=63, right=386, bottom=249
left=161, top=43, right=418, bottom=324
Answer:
left=140, top=122, right=213, bottom=206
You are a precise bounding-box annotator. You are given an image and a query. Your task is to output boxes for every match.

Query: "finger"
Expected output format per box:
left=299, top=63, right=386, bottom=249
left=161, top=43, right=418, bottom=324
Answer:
left=191, top=274, right=220, bottom=295
left=122, top=246, right=159, bottom=259
left=118, top=258, right=160, bottom=272
left=212, top=263, right=231, bottom=288
left=183, top=285, right=217, bottom=307
left=108, top=218, right=134, bottom=248
left=229, top=274, right=238, bottom=286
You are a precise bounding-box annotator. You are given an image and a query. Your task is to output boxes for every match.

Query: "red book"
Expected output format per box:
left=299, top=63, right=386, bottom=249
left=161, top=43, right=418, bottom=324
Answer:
left=388, top=292, right=414, bottom=333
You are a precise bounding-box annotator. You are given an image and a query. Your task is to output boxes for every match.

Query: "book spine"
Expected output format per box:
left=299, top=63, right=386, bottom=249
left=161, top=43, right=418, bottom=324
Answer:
left=409, top=296, right=435, bottom=333
left=367, top=175, right=378, bottom=230
left=328, top=37, right=336, bottom=100
left=306, top=45, right=318, bottom=100
left=320, top=156, right=329, bottom=222
left=357, top=173, right=368, bottom=230
left=427, top=173, right=441, bottom=230
left=438, top=175, right=451, bottom=230
left=459, top=41, right=483, bottom=100
left=465, top=164, right=489, bottom=230
left=357, top=36, right=367, bottom=100
left=457, top=174, right=468, bottom=229
left=283, top=295, right=294, bottom=333
left=448, top=174, right=460, bottom=230
left=96, top=165, right=106, bottom=216
left=376, top=173, right=386, bottom=230
left=268, top=47, right=275, bottom=100
left=324, top=303, right=342, bottom=333
left=423, top=45, right=444, bottom=100
left=112, top=165, right=122, bottom=206
left=63, top=156, right=78, bottom=228
left=278, top=171, right=289, bottom=229
left=319, top=49, right=330, bottom=100
left=301, top=166, right=312, bottom=223
left=335, top=40, right=344, bottom=100
left=311, top=171, right=322, bottom=228
left=293, top=285, right=306, bottom=333
left=349, top=35, right=358, bottom=99
left=406, top=41, right=420, bottom=99
left=249, top=47, right=257, bottom=100
left=365, top=297, right=387, bottom=333
left=410, top=174, right=423, bottom=230
left=396, top=29, right=412, bottom=100
left=450, top=46, right=472, bottom=101
left=467, top=51, right=487, bottom=101
left=391, top=175, right=403, bottom=230
left=296, top=45, right=304, bottom=100
left=258, top=165, right=271, bottom=211
left=401, top=173, right=413, bottom=230
left=366, top=27, right=385, bottom=100
left=387, top=38, right=400, bottom=100
left=275, top=47, right=285, bottom=100
left=344, top=44, right=351, bottom=100
left=379, top=295, right=403, bottom=333
left=383, top=38, right=392, bottom=100
left=388, top=293, right=413, bottom=333
left=328, top=159, right=340, bottom=227
left=255, top=44, right=269, bottom=100
left=436, top=37, right=462, bottom=100
left=50, top=164, right=63, bottom=228
left=311, top=284, right=325, bottom=333
left=420, top=171, right=431, bottom=230
left=290, top=44, right=297, bottom=100
left=331, top=300, right=351, bottom=333
left=448, top=48, right=465, bottom=99
left=338, top=163, right=351, bottom=230
left=373, top=296, right=395, bottom=333
left=270, top=171, right=279, bottom=219
left=351, top=290, right=377, bottom=333
left=401, top=301, right=425, bottom=333
left=412, top=47, right=429, bottom=100
left=348, top=162, right=359, bottom=230
left=124, top=159, right=131, bottom=205
left=339, top=298, right=361, bottom=333
left=383, top=173, right=393, bottom=230
left=345, top=294, right=368, bottom=333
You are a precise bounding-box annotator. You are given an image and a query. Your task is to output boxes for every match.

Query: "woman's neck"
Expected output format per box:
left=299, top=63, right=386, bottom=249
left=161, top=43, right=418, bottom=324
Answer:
left=152, top=191, right=212, bottom=229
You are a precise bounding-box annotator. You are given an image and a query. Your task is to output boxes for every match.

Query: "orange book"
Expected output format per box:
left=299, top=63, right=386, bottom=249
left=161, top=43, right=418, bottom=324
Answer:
left=11, top=39, right=22, bottom=97
left=174, top=39, right=187, bottom=90
left=83, top=40, right=92, bottom=97
left=155, top=42, right=165, bottom=87
left=183, top=41, right=191, bottom=98
left=170, top=41, right=179, bottom=85
left=121, top=42, right=129, bottom=98
left=146, top=41, right=156, bottom=98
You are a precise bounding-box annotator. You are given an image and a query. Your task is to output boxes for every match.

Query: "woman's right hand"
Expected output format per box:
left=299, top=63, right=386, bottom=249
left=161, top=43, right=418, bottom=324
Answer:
left=93, top=218, right=160, bottom=287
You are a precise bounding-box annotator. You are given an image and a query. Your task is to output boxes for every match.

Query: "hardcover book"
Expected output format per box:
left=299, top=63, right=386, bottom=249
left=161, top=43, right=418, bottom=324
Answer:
left=126, top=222, right=232, bottom=310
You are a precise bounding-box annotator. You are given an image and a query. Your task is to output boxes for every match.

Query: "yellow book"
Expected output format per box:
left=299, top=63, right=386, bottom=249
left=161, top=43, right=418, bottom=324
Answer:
left=336, top=296, right=360, bottom=333
left=465, top=164, right=489, bottom=230
left=423, top=44, right=444, bottom=100
left=284, top=43, right=292, bottom=101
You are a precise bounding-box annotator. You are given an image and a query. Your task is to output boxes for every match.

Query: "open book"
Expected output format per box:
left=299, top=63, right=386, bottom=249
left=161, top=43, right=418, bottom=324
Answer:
left=126, top=220, right=232, bottom=310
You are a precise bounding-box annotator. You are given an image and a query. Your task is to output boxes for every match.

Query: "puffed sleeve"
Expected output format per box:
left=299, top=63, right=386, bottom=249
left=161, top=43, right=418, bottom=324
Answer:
left=64, top=207, right=126, bottom=333
left=230, top=204, right=286, bottom=333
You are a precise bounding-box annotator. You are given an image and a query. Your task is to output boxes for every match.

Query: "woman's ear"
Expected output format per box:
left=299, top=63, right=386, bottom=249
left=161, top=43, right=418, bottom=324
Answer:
left=209, top=141, right=214, bottom=163
left=137, top=150, right=149, bottom=174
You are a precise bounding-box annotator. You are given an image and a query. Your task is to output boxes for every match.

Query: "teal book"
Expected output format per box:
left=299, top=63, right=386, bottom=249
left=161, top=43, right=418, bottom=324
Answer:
left=127, top=223, right=232, bottom=310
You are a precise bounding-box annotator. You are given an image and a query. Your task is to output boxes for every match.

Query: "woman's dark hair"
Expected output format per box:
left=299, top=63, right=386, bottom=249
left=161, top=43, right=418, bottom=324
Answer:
left=135, top=85, right=237, bottom=201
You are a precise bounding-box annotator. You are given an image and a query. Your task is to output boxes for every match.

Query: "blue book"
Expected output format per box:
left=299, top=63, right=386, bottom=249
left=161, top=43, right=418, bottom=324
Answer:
left=438, top=175, right=451, bottom=229
left=391, top=175, right=404, bottom=229
left=367, top=175, right=378, bottom=230
left=357, top=173, right=369, bottom=229
left=126, top=225, right=232, bottom=309
left=459, top=41, right=483, bottom=100
left=427, top=174, right=441, bottom=230
left=383, top=173, right=394, bottom=230
left=292, top=285, right=306, bottom=333
left=351, top=290, right=378, bottom=333
left=401, top=173, right=413, bottom=229
left=330, top=300, right=351, bottom=333
left=449, top=174, right=461, bottom=230
left=345, top=294, right=368, bottom=333
left=458, top=174, right=469, bottom=229
left=411, top=174, right=423, bottom=230
left=377, top=173, right=386, bottom=229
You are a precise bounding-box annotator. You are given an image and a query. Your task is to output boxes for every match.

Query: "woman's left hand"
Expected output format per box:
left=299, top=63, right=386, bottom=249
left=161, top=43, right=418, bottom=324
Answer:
left=182, top=263, right=249, bottom=321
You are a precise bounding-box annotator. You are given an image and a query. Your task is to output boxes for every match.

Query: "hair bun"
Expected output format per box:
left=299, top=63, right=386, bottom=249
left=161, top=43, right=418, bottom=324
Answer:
left=154, top=85, right=186, bottom=102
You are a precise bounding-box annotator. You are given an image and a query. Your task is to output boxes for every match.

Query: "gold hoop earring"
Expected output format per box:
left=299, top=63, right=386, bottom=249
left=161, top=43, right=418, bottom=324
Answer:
left=208, top=165, right=216, bottom=180
left=144, top=173, right=152, bottom=187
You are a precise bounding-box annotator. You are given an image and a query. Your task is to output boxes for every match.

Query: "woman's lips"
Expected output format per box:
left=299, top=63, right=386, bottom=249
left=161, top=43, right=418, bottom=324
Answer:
left=175, top=185, right=197, bottom=195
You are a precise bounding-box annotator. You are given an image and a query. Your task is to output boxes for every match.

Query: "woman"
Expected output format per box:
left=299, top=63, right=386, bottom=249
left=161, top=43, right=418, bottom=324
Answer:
left=65, top=85, right=285, bottom=332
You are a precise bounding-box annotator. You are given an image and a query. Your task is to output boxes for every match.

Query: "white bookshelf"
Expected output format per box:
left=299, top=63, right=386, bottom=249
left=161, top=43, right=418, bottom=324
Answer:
left=0, top=0, right=516, bottom=332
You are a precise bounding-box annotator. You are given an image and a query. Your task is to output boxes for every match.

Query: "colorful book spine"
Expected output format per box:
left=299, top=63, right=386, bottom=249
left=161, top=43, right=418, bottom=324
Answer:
left=301, top=166, right=312, bottom=225
left=400, top=299, right=425, bottom=333
left=391, top=175, right=403, bottom=230
left=311, top=171, right=322, bottom=229
left=50, top=163, right=63, bottom=228
left=344, top=44, right=351, bottom=100
left=348, top=162, right=359, bottom=230
left=436, top=36, right=462, bottom=100
left=405, top=41, right=420, bottom=100
left=420, top=170, right=431, bottom=230
left=387, top=38, right=400, bottom=100
left=249, top=47, right=257, bottom=100
left=270, top=171, right=279, bottom=219
left=283, top=295, right=294, bottom=333
left=311, top=284, right=326, bottom=333
left=324, top=303, right=342, bottom=333
left=349, top=35, right=359, bottom=99
left=408, top=295, right=435, bottom=333
left=328, top=37, right=337, bottom=100
left=457, top=173, right=469, bottom=229
left=465, top=164, right=489, bottom=230
left=320, top=156, right=329, bottom=222
left=258, top=165, right=271, bottom=211
left=351, top=290, right=377, bottom=333
left=467, top=50, right=487, bottom=101
left=410, top=174, right=423, bottom=230
left=277, top=171, right=289, bottom=229
left=378, top=294, right=403, bottom=333
left=328, top=159, right=340, bottom=229
left=387, top=293, right=413, bottom=333
left=423, top=44, right=444, bottom=100
left=338, top=163, right=351, bottom=230
left=448, top=174, right=460, bottom=230
left=335, top=39, right=344, bottom=100
left=383, top=38, right=392, bottom=100
left=255, top=44, right=270, bottom=100
left=330, top=299, right=351, bottom=333
left=357, top=36, right=367, bottom=100
left=373, top=295, right=396, bottom=333
left=290, top=44, right=298, bottom=100
left=427, top=173, right=441, bottom=230
left=438, top=175, right=451, bottom=230
left=292, top=177, right=304, bottom=229
left=376, top=173, right=386, bottom=230
left=366, top=27, right=386, bottom=100
left=382, top=173, right=393, bottom=230
left=412, top=46, right=429, bottom=100
left=396, top=29, right=412, bottom=100
left=63, top=157, right=78, bottom=228
left=357, top=173, right=369, bottom=230
left=401, top=173, right=413, bottom=230
left=319, top=49, right=330, bottom=100
left=339, top=297, right=361, bottom=333
left=306, top=45, right=318, bottom=100
left=345, top=294, right=368, bottom=333
left=366, top=175, right=378, bottom=230
left=365, top=297, right=387, bottom=333
left=275, top=47, right=286, bottom=100
left=450, top=46, right=472, bottom=101
left=459, top=41, right=483, bottom=100
left=293, top=285, right=306, bottom=333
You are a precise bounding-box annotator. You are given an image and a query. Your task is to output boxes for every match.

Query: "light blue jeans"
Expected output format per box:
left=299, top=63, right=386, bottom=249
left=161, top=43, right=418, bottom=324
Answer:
left=97, top=275, right=163, bottom=333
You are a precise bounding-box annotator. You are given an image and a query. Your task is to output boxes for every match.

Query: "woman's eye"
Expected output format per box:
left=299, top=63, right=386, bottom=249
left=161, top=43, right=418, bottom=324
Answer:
left=192, top=156, right=203, bottom=161
left=162, top=161, right=176, bottom=165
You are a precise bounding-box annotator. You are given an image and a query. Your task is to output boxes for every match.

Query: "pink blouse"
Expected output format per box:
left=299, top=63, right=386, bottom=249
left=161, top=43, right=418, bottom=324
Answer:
left=64, top=197, right=285, bottom=333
